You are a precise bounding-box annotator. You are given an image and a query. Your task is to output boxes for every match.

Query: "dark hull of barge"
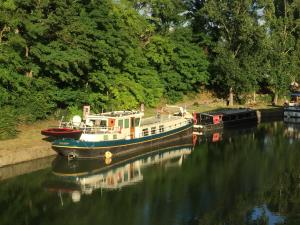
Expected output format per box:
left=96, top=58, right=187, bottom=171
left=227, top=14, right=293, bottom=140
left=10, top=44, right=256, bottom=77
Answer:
left=52, top=123, right=193, bottom=159
left=194, top=108, right=258, bottom=132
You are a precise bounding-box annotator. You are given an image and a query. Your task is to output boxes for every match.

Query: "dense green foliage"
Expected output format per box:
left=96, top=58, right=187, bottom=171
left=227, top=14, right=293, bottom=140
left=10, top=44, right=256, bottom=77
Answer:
left=191, top=0, right=300, bottom=104
left=0, top=0, right=300, bottom=137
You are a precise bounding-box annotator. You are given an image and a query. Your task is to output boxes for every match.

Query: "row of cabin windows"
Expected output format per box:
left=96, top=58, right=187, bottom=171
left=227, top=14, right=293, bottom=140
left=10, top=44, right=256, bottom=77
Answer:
left=118, top=118, right=141, bottom=129
left=142, top=125, right=164, bottom=136
left=103, top=134, right=118, bottom=140
left=88, top=118, right=141, bottom=128
left=222, top=112, right=255, bottom=121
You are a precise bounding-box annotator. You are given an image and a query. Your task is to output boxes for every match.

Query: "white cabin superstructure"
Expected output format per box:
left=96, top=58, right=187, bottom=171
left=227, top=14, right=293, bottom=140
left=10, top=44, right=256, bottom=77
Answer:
left=80, top=111, right=144, bottom=142
left=79, top=111, right=190, bottom=142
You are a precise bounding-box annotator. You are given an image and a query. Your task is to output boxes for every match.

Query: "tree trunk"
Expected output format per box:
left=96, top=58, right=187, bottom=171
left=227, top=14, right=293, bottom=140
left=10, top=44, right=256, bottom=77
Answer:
left=26, top=70, right=33, bottom=78
left=253, top=91, right=256, bottom=103
left=25, top=45, right=33, bottom=78
left=273, top=92, right=278, bottom=106
left=25, top=46, right=29, bottom=58
left=229, top=87, right=234, bottom=106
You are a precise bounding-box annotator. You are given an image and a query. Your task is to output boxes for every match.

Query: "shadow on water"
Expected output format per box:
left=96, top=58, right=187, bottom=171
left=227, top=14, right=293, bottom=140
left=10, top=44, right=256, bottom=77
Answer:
left=1, top=121, right=300, bottom=225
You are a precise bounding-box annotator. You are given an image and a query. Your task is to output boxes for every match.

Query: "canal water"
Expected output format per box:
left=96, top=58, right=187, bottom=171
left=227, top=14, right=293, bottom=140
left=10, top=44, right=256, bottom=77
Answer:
left=1, top=121, right=300, bottom=225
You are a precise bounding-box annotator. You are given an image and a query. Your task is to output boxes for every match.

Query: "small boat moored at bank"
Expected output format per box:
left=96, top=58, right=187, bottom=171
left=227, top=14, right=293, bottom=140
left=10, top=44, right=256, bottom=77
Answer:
left=41, top=128, right=83, bottom=139
left=41, top=115, right=83, bottom=139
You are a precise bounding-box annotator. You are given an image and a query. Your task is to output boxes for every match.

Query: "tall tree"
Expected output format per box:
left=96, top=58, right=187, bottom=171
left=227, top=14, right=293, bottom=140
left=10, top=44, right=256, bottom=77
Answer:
left=192, top=0, right=270, bottom=105
left=144, top=28, right=209, bottom=102
left=262, top=0, right=300, bottom=104
left=132, top=0, right=188, bottom=33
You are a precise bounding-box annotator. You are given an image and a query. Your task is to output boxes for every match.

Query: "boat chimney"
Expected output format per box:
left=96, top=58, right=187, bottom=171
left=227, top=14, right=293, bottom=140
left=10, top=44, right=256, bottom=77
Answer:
left=140, top=103, right=144, bottom=112
left=83, top=105, right=90, bottom=120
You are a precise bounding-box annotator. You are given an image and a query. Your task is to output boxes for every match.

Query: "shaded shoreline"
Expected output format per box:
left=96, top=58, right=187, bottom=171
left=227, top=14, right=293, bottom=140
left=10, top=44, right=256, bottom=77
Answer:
left=0, top=155, right=55, bottom=181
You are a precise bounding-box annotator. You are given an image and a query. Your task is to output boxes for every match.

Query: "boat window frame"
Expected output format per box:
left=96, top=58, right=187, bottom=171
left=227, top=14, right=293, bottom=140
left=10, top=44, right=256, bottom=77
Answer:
left=100, top=120, right=107, bottom=128
left=151, top=127, right=156, bottom=134
left=142, top=128, right=149, bottom=136
left=118, top=119, right=123, bottom=129
left=124, top=119, right=129, bottom=128
left=159, top=125, right=164, bottom=133
left=135, top=118, right=141, bottom=127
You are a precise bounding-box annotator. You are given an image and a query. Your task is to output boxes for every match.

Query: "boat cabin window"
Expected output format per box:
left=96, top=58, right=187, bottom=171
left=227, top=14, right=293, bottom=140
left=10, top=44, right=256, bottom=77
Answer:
left=135, top=118, right=141, bottom=127
left=118, top=119, right=123, bottom=128
left=113, top=134, right=117, bottom=139
left=100, top=120, right=107, bottom=127
left=104, top=135, right=108, bottom=140
left=151, top=127, right=156, bottom=134
left=88, top=119, right=107, bottom=127
left=124, top=119, right=129, bottom=128
left=200, top=114, right=213, bottom=124
left=159, top=125, right=164, bottom=133
left=143, top=128, right=149, bottom=136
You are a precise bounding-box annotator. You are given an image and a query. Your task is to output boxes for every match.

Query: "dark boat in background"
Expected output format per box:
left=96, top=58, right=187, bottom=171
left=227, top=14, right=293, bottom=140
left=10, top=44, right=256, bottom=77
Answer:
left=221, top=108, right=257, bottom=127
left=194, top=108, right=258, bottom=133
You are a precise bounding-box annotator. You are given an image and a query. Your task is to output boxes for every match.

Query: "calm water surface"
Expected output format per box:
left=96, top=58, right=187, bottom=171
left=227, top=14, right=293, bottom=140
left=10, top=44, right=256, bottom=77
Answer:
left=1, top=121, right=300, bottom=225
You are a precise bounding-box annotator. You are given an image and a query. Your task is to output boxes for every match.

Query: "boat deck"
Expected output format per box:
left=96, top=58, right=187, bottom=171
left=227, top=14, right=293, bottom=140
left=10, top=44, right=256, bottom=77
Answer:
left=141, top=115, right=183, bottom=126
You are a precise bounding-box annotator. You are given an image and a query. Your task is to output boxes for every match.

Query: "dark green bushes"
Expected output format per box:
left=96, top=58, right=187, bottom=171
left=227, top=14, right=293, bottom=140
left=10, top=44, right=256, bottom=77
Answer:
left=0, top=107, right=18, bottom=140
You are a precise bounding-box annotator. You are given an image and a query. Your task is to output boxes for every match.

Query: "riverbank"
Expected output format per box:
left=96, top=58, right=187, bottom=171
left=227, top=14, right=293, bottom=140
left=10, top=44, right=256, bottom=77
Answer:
left=0, top=120, right=57, bottom=168
left=0, top=101, right=283, bottom=168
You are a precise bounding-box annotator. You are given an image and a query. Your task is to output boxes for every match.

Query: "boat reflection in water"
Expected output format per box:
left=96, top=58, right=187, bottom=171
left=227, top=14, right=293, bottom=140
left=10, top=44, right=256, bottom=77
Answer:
left=284, top=118, right=300, bottom=141
left=45, top=137, right=194, bottom=203
left=195, top=124, right=258, bottom=144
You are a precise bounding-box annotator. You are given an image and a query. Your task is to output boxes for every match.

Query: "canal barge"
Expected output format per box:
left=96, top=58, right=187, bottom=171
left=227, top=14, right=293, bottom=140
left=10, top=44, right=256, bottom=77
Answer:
left=52, top=110, right=193, bottom=159
left=194, top=108, right=257, bottom=132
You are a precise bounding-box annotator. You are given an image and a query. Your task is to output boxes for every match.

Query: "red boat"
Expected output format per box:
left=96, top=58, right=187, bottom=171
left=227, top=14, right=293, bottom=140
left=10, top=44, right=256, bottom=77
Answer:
left=41, top=128, right=83, bottom=139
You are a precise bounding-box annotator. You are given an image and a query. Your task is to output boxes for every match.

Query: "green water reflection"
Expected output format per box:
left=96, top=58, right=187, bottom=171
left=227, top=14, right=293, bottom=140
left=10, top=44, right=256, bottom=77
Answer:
left=1, top=122, right=300, bottom=225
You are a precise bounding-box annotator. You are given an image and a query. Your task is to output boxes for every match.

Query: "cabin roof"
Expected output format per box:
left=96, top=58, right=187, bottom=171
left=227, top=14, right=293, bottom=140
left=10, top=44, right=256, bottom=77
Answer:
left=218, top=108, right=255, bottom=115
left=87, top=111, right=143, bottom=119
left=200, top=108, right=255, bottom=116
